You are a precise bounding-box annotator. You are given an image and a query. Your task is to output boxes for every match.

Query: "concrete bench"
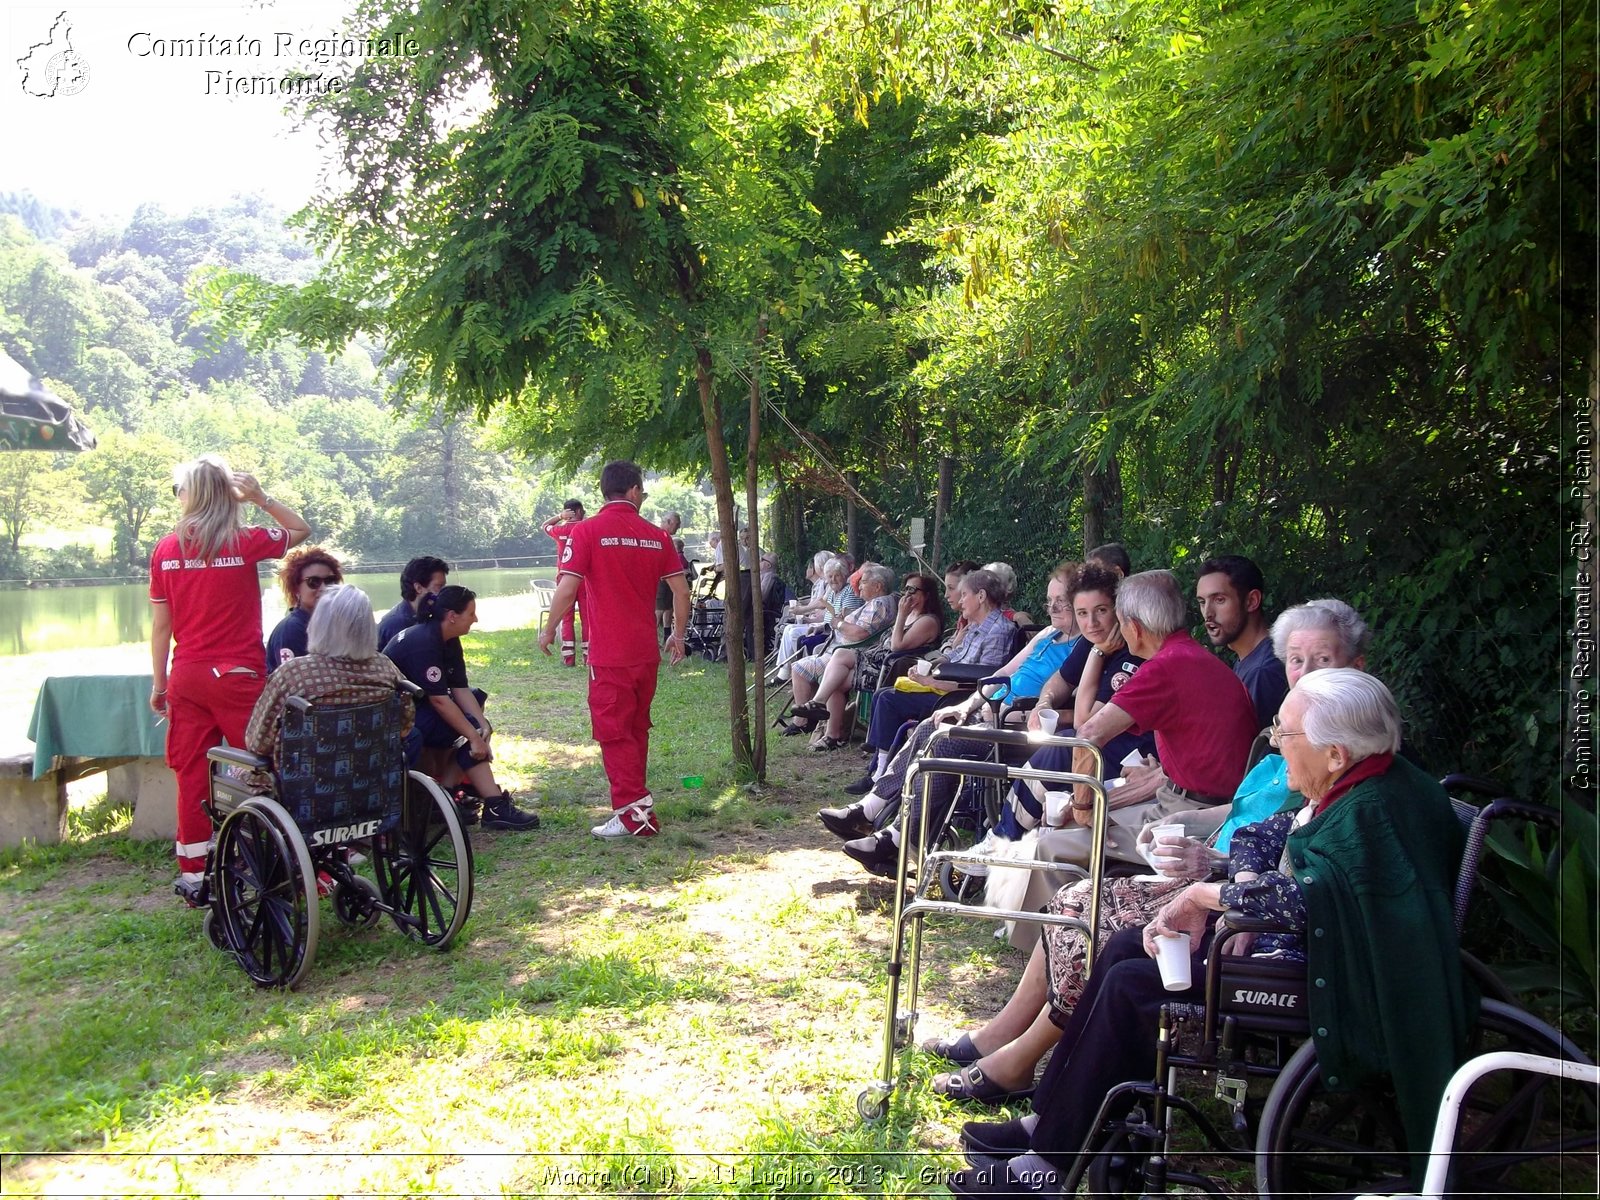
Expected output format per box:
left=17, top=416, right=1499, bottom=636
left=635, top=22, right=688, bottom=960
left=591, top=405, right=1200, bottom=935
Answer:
left=0, top=753, right=176, bottom=851
left=0, top=752, right=68, bottom=847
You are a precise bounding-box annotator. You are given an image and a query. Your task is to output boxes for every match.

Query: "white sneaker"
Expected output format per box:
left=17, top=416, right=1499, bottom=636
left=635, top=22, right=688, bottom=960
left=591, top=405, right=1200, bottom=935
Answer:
left=591, top=798, right=660, bottom=839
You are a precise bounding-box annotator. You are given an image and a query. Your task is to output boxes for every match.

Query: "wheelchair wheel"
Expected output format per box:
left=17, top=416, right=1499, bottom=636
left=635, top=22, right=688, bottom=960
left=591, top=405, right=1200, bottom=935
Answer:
left=1255, top=999, right=1592, bottom=1199
left=212, top=796, right=319, bottom=989
left=1084, top=1119, right=1155, bottom=1199
left=332, top=874, right=383, bottom=929
left=372, top=772, right=473, bottom=948
left=935, top=859, right=987, bottom=905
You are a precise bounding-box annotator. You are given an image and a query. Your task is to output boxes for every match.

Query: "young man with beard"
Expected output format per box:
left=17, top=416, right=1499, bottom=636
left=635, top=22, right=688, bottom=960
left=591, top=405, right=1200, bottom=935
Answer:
left=1195, top=554, right=1288, bottom=727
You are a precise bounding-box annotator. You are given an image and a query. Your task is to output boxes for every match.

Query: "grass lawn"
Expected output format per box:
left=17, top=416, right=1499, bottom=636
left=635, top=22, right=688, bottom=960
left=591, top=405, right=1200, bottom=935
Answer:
left=0, top=623, right=1026, bottom=1197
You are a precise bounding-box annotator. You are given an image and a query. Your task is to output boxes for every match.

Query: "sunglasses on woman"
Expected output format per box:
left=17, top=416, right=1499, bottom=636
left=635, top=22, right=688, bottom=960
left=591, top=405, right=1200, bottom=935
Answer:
left=301, top=574, right=340, bottom=590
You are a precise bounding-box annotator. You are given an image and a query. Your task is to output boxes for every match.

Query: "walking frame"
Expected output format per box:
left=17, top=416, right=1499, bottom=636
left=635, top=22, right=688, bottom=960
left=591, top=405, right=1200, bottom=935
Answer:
left=858, top=724, right=1107, bottom=1120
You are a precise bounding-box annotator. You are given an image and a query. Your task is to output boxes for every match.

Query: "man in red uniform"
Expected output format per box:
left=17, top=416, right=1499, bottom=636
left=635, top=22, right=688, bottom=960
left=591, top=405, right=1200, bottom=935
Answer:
left=542, top=499, right=586, bottom=665
left=540, top=462, right=690, bottom=838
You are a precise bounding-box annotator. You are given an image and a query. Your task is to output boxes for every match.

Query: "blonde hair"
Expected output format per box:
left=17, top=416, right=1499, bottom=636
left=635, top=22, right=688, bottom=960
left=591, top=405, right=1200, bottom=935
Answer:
left=173, top=454, right=244, bottom=563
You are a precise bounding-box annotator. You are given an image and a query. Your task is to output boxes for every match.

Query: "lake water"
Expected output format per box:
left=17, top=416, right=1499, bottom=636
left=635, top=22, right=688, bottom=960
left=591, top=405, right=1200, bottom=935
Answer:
left=0, top=566, right=553, bottom=656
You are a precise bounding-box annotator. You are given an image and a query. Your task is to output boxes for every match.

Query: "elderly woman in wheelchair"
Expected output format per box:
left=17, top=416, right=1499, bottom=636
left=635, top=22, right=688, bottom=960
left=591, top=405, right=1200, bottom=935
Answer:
left=199, top=584, right=475, bottom=989
left=943, top=670, right=1477, bottom=1197
left=923, top=599, right=1371, bottom=1103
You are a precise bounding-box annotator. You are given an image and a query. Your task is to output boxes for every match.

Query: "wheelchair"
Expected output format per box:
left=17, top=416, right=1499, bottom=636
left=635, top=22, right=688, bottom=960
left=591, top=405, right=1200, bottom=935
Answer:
left=916, top=780, right=1595, bottom=1197
left=195, top=680, right=475, bottom=989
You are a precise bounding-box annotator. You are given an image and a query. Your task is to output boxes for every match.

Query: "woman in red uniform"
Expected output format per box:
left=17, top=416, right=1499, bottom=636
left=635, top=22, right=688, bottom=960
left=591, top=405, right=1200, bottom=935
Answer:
left=148, top=454, right=309, bottom=903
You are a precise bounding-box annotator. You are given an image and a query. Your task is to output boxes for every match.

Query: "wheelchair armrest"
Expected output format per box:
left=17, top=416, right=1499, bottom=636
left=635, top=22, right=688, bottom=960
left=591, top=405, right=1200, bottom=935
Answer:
left=396, top=679, right=425, bottom=700
left=1215, top=909, right=1295, bottom=936
left=930, top=661, right=992, bottom=686
left=209, top=746, right=269, bottom=770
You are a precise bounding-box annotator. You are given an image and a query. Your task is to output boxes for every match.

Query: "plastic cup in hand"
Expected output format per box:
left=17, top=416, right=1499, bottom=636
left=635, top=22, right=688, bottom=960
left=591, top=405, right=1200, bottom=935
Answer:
left=1044, top=790, right=1072, bottom=826
left=1036, top=708, right=1059, bottom=736
left=1146, top=823, right=1185, bottom=872
left=917, top=658, right=935, bottom=675
left=1153, top=932, right=1192, bottom=991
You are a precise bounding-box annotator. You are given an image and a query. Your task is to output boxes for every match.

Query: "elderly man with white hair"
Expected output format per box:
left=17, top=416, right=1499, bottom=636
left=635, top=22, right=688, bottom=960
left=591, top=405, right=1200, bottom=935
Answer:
left=946, top=669, right=1475, bottom=1198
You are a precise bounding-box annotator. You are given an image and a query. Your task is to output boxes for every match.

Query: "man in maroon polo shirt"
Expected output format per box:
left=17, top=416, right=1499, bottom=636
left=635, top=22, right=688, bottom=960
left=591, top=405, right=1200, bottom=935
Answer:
left=1068, top=569, right=1259, bottom=848
left=540, top=461, right=690, bottom=838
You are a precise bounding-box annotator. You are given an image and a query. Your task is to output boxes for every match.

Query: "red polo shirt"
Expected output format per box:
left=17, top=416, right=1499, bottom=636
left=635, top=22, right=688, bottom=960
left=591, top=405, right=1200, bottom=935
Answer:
left=149, top=526, right=287, bottom=670
left=1108, top=630, right=1258, bottom=798
left=558, top=501, right=684, bottom=667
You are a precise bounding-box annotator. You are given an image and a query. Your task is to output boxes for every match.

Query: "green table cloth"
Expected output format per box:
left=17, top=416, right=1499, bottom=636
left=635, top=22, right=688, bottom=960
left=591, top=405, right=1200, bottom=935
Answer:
left=28, top=674, right=168, bottom=780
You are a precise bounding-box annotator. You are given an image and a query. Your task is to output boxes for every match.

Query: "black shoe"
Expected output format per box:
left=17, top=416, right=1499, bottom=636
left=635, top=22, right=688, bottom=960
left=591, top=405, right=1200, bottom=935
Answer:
left=842, top=830, right=898, bottom=878
left=818, top=803, right=874, bottom=840
left=843, top=773, right=876, bottom=796
left=481, top=792, right=540, bottom=831
left=450, top=785, right=481, bottom=827
left=961, top=1115, right=1038, bottom=1161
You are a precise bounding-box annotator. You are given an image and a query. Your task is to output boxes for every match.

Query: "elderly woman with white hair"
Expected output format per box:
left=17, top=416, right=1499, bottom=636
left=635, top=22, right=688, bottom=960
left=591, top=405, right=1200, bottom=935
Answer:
left=946, top=669, right=1474, bottom=1197
left=245, top=583, right=412, bottom=768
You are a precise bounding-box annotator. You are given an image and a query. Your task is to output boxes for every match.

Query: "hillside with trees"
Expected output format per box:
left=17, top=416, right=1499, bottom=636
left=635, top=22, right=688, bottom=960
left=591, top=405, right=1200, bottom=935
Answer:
left=0, top=199, right=717, bottom=578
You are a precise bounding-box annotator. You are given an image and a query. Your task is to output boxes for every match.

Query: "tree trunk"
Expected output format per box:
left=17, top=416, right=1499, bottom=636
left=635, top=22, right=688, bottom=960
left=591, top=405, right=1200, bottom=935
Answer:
left=745, top=315, right=767, bottom=779
left=439, top=414, right=458, bottom=549
left=1083, top=464, right=1106, bottom=554
left=931, top=454, right=954, bottom=571
left=695, top=346, right=754, bottom=772
left=845, top=473, right=858, bottom=562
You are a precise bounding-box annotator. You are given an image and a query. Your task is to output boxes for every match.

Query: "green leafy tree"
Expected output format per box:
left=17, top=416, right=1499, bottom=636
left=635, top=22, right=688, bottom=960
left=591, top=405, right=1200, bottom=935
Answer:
left=76, top=427, right=182, bottom=566
left=0, top=452, right=79, bottom=555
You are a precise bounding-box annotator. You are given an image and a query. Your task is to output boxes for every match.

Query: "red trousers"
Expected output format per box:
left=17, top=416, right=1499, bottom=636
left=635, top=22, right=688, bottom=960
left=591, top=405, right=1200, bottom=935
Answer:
left=587, top=661, right=659, bottom=809
left=167, top=660, right=263, bottom=873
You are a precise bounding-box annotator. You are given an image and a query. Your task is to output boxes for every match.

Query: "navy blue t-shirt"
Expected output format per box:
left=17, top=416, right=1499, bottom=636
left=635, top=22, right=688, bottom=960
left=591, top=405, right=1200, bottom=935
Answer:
left=377, top=599, right=419, bottom=649
left=1054, top=637, right=1157, bottom=766
left=1234, top=636, right=1289, bottom=728
left=265, top=607, right=310, bottom=676
left=383, top=621, right=468, bottom=696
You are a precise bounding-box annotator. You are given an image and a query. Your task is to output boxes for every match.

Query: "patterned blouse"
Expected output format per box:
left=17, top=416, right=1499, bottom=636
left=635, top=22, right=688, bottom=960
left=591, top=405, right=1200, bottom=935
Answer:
left=949, top=608, right=1018, bottom=669
left=245, top=653, right=413, bottom=767
left=841, top=593, right=897, bottom=641
left=1218, top=808, right=1308, bottom=960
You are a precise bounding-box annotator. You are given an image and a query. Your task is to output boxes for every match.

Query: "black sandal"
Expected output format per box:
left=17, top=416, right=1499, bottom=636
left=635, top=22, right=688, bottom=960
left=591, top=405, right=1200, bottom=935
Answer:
left=931, top=1065, right=1034, bottom=1107
left=921, top=1032, right=982, bottom=1067
left=810, top=735, right=850, bottom=751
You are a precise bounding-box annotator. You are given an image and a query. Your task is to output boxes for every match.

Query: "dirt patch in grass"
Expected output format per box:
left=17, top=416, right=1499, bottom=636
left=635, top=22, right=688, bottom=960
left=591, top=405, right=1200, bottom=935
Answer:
left=1, top=649, right=1029, bottom=1197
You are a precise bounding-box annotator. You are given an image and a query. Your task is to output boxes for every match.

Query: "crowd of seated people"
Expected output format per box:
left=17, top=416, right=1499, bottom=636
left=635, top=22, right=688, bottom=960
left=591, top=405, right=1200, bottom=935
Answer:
left=781, top=562, right=910, bottom=748
left=941, top=670, right=1469, bottom=1197
left=775, top=554, right=863, bottom=676
left=783, top=547, right=1471, bottom=1195
left=918, top=597, right=1370, bottom=1104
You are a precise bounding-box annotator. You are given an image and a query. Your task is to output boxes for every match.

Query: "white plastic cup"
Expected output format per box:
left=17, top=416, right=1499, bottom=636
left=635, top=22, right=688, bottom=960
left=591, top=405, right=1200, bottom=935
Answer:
left=1121, top=748, right=1147, bottom=770
left=1044, top=790, right=1072, bottom=827
left=1146, top=822, right=1184, bottom=871
left=1036, top=708, right=1059, bottom=736
left=917, top=658, right=935, bottom=675
left=1153, top=932, right=1192, bottom=991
